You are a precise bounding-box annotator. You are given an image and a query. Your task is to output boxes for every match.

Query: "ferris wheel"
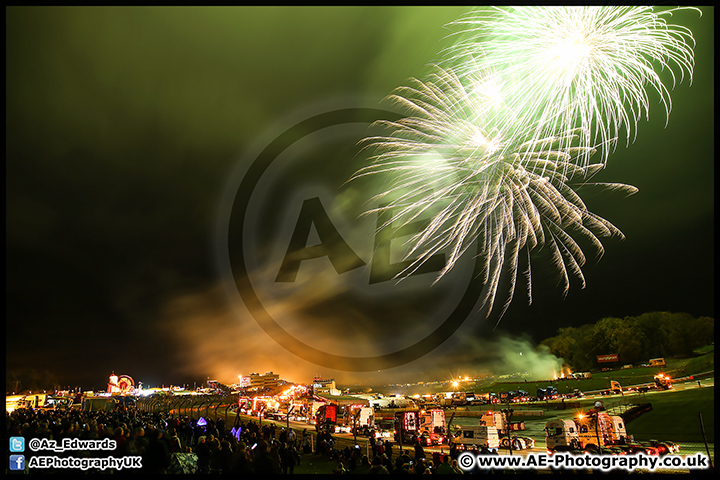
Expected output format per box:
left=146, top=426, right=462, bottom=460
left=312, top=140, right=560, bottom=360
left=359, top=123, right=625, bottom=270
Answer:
left=116, top=375, right=135, bottom=394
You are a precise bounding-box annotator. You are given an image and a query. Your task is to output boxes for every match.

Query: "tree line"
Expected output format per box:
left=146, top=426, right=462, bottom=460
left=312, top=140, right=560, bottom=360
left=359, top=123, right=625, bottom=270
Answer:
left=539, top=312, right=714, bottom=372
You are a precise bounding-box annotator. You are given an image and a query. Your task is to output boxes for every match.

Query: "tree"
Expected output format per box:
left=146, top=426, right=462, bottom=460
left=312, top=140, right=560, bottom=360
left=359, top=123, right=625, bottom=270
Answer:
left=539, top=312, right=714, bottom=371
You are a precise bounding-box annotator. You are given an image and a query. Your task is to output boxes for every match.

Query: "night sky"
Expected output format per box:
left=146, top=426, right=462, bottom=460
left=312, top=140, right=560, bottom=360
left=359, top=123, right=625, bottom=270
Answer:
left=6, top=7, right=714, bottom=392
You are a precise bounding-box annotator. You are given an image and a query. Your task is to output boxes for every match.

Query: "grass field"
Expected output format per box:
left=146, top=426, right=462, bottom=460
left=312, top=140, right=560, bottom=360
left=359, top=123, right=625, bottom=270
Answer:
left=345, top=346, right=714, bottom=398
left=626, top=387, right=714, bottom=442
left=504, top=385, right=713, bottom=437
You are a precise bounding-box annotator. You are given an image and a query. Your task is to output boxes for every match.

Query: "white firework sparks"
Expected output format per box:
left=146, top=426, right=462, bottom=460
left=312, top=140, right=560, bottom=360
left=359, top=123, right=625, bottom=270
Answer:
left=441, top=6, right=699, bottom=165
left=356, top=67, right=638, bottom=321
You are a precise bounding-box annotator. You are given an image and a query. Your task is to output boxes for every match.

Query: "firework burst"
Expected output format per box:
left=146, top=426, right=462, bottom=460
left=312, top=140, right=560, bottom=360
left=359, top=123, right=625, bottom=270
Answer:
left=441, top=6, right=699, bottom=165
left=353, top=6, right=699, bottom=321
left=355, top=66, right=637, bottom=321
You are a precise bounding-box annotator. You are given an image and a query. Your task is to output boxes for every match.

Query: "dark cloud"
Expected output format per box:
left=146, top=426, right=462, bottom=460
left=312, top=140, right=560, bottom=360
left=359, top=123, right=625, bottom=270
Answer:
left=6, top=7, right=714, bottom=391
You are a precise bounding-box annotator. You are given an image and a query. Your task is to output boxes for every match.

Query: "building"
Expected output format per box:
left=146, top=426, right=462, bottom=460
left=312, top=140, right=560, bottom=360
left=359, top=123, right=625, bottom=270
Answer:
left=312, top=376, right=341, bottom=396
left=246, top=372, right=280, bottom=391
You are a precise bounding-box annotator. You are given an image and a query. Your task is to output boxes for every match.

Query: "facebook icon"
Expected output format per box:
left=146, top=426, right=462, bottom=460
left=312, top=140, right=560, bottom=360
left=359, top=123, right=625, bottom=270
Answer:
left=9, top=454, right=25, bottom=471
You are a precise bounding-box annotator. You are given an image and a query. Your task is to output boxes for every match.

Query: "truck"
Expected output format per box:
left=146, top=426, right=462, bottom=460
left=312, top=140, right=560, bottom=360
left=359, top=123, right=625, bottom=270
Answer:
left=536, top=386, right=559, bottom=400
left=419, top=408, right=448, bottom=446
left=461, top=392, right=497, bottom=405
left=653, top=374, right=673, bottom=390
left=350, top=406, right=376, bottom=436
left=601, top=381, right=623, bottom=395
left=545, top=410, right=663, bottom=455
left=546, top=411, right=628, bottom=452
left=316, top=403, right=373, bottom=434
left=439, top=391, right=475, bottom=407
left=500, top=390, right=530, bottom=403
left=394, top=409, right=421, bottom=444
left=479, top=411, right=534, bottom=450
left=498, top=391, right=514, bottom=403
left=315, top=403, right=339, bottom=433
left=649, top=358, right=666, bottom=367
left=479, top=411, right=525, bottom=435
left=370, top=394, right=415, bottom=409
left=394, top=408, right=448, bottom=446
left=452, top=425, right=500, bottom=450
left=515, top=390, right=530, bottom=402
left=627, top=374, right=673, bottom=393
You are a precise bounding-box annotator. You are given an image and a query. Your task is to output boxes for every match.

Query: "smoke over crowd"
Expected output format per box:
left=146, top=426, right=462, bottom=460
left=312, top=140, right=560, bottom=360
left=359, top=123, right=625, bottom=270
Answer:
left=156, top=283, right=565, bottom=388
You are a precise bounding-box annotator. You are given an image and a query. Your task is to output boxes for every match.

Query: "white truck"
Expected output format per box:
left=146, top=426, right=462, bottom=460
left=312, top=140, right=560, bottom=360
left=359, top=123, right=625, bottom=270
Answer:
left=351, top=406, right=376, bottom=436
left=544, top=410, right=673, bottom=455
left=479, top=410, right=526, bottom=434
left=545, top=411, right=627, bottom=452
left=452, top=425, right=500, bottom=450
left=479, top=411, right=534, bottom=450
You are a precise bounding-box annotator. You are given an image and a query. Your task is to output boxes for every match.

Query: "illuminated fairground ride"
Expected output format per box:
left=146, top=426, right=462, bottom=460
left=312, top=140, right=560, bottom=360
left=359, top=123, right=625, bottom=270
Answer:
left=107, top=372, right=135, bottom=395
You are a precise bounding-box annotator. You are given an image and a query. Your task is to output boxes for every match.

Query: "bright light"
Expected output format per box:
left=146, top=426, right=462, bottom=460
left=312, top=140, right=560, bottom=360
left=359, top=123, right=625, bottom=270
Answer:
left=444, top=6, right=699, bottom=163
left=545, top=32, right=593, bottom=70
left=355, top=6, right=698, bottom=323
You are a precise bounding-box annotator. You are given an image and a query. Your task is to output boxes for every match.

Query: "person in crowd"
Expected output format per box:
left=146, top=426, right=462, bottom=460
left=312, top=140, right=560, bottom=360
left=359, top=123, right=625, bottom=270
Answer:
left=353, top=455, right=372, bottom=474
left=332, top=461, right=347, bottom=474
left=142, top=427, right=171, bottom=474
left=368, top=455, right=390, bottom=474
left=436, top=454, right=456, bottom=474
left=194, top=436, right=211, bottom=474
left=301, top=429, right=312, bottom=454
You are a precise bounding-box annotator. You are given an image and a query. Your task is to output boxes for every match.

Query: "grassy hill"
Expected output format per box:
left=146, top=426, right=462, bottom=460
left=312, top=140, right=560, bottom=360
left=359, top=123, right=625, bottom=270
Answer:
left=342, top=345, right=714, bottom=398
left=626, top=387, right=714, bottom=443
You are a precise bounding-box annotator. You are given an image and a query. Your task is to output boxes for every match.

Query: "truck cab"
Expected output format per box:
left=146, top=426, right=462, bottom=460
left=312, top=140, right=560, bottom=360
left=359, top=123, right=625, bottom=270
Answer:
left=419, top=408, right=447, bottom=445
left=351, top=406, right=376, bottom=436
left=537, top=386, right=558, bottom=400
left=315, top=403, right=339, bottom=433
left=654, top=374, right=673, bottom=390
left=394, top=410, right=420, bottom=444
left=607, top=416, right=627, bottom=443
left=545, top=412, right=627, bottom=452
left=544, top=419, right=580, bottom=452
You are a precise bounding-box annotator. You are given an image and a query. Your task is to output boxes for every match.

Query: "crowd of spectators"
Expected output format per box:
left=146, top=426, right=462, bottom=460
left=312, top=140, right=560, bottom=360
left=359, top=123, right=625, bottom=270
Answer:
left=316, top=428, right=468, bottom=475
left=6, top=405, right=305, bottom=474
left=6, top=405, right=474, bottom=474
